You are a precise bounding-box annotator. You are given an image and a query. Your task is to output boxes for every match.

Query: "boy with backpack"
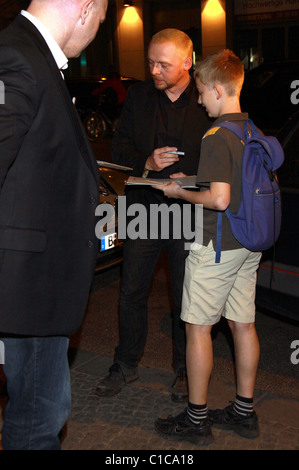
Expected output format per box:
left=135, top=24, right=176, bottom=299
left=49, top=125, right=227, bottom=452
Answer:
left=153, top=49, right=276, bottom=446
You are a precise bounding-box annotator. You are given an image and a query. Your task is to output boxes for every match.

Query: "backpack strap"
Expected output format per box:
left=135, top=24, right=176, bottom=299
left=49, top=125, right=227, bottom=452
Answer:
left=212, top=120, right=248, bottom=263
left=216, top=212, right=222, bottom=263
left=216, top=120, right=247, bottom=141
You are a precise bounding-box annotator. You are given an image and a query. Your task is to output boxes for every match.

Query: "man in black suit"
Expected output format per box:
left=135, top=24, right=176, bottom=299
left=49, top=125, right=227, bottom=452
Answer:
left=95, top=29, right=212, bottom=402
left=0, top=0, right=108, bottom=450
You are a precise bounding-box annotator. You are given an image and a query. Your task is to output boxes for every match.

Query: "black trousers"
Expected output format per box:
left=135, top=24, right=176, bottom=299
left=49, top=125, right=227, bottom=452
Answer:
left=114, top=236, right=188, bottom=371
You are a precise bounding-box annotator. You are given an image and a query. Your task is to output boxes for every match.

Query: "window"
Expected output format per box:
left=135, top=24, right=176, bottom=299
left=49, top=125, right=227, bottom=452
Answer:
left=262, top=28, right=284, bottom=62
left=288, top=26, right=299, bottom=60
left=235, top=30, right=259, bottom=71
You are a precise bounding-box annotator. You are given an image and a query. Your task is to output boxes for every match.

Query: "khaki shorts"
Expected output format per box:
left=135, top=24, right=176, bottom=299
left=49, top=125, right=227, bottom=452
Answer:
left=181, top=241, right=262, bottom=326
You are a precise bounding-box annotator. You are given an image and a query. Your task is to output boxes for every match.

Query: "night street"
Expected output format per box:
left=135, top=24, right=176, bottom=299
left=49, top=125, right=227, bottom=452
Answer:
left=1, top=0, right=298, bottom=454
left=0, top=138, right=298, bottom=451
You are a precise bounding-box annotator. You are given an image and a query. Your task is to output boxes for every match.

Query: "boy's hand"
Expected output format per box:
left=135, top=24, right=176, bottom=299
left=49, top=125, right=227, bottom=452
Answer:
left=152, top=181, right=182, bottom=199
left=169, top=172, right=186, bottom=178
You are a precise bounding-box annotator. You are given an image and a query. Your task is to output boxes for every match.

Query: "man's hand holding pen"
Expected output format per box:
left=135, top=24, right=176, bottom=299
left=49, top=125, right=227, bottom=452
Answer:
left=145, top=146, right=184, bottom=172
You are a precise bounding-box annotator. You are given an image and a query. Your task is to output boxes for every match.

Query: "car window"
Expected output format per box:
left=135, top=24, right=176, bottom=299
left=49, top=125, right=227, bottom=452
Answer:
left=278, top=123, right=299, bottom=190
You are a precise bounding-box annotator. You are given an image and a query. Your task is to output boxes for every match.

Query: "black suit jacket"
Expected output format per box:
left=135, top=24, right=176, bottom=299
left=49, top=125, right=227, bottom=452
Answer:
left=0, top=15, right=100, bottom=336
left=111, top=79, right=212, bottom=208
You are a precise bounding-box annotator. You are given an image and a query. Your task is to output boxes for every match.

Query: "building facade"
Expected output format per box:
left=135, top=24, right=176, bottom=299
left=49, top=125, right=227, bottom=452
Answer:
left=0, top=0, right=298, bottom=79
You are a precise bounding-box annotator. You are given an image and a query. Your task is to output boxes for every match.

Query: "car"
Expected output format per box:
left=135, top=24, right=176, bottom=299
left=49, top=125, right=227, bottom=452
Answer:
left=95, top=161, right=128, bottom=274
left=241, top=59, right=299, bottom=134
left=256, top=111, right=299, bottom=322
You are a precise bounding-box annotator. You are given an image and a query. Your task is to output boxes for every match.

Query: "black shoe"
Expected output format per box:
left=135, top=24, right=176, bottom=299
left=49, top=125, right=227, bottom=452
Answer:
left=208, top=403, right=260, bottom=439
left=95, top=363, right=139, bottom=397
left=171, top=368, right=188, bottom=403
left=155, top=408, right=214, bottom=446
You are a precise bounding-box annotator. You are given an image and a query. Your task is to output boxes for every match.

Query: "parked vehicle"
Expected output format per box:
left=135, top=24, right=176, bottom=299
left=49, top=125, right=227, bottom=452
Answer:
left=256, top=111, right=299, bottom=321
left=83, top=91, right=119, bottom=142
left=95, top=162, right=128, bottom=273
left=66, top=76, right=139, bottom=141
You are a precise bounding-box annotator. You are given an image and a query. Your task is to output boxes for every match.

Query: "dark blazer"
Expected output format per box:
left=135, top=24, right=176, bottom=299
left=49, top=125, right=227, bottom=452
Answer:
left=111, top=79, right=212, bottom=207
left=0, top=15, right=100, bottom=336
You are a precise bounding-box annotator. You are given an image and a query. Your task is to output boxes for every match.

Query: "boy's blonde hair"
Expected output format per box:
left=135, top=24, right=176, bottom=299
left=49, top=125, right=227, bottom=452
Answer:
left=194, top=49, right=244, bottom=97
left=150, top=28, right=193, bottom=60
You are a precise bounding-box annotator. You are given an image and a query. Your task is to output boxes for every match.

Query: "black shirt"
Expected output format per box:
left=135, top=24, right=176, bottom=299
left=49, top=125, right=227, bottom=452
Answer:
left=146, top=79, right=194, bottom=205
left=154, top=79, right=193, bottom=162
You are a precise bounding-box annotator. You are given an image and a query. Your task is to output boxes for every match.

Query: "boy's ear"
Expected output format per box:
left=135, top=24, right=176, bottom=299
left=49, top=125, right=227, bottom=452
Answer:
left=214, top=84, right=222, bottom=100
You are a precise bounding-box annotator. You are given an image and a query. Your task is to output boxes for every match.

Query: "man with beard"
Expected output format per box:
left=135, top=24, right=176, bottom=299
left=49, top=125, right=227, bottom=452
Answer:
left=95, top=29, right=211, bottom=403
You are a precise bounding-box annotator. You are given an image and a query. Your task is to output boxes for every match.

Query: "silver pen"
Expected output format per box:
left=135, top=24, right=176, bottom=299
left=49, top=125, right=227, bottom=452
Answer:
left=168, top=151, right=185, bottom=155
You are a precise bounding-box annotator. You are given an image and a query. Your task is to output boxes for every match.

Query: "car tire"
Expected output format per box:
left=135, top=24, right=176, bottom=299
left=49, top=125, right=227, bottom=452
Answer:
left=84, top=111, right=107, bottom=141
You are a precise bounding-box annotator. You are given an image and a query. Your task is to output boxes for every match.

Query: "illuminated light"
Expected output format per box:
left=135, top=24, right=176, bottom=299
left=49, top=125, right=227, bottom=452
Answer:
left=122, top=6, right=139, bottom=25
left=80, top=51, right=87, bottom=67
left=124, top=0, right=133, bottom=6
left=201, top=0, right=226, bottom=57
left=202, top=0, right=225, bottom=19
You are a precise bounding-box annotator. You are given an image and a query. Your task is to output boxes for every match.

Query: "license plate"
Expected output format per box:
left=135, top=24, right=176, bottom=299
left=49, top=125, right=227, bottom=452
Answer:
left=100, top=232, right=119, bottom=252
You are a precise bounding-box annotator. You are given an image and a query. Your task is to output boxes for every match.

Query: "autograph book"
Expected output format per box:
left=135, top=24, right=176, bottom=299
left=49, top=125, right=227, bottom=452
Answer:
left=125, top=176, right=199, bottom=189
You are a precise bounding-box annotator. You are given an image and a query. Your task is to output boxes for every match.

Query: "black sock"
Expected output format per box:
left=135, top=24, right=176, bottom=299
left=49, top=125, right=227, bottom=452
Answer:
left=187, top=402, right=207, bottom=424
left=233, top=394, right=254, bottom=416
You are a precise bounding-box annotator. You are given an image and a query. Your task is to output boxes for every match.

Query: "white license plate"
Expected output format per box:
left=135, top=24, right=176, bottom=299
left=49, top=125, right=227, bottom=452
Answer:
left=100, top=232, right=118, bottom=252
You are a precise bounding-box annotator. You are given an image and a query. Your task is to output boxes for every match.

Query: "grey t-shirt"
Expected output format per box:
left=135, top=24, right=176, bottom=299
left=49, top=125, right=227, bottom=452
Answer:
left=196, top=112, right=249, bottom=251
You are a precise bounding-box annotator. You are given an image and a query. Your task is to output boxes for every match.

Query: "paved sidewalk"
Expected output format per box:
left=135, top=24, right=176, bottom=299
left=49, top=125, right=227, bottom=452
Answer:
left=60, top=348, right=299, bottom=451
left=0, top=347, right=298, bottom=452
left=0, top=261, right=298, bottom=452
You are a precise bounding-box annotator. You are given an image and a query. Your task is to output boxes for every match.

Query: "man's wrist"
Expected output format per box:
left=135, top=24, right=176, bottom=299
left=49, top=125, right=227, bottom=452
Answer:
left=143, top=156, right=152, bottom=176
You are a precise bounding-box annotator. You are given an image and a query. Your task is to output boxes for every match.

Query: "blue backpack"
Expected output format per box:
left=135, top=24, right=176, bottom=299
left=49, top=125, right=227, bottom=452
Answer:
left=215, top=120, right=284, bottom=263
